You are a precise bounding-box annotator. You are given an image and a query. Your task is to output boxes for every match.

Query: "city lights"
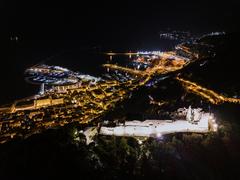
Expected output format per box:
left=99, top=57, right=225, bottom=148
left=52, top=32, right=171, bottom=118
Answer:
left=0, top=32, right=234, bottom=144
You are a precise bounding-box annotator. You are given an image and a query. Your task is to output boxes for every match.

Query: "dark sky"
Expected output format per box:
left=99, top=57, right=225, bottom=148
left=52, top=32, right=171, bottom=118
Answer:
left=2, top=0, right=239, bottom=49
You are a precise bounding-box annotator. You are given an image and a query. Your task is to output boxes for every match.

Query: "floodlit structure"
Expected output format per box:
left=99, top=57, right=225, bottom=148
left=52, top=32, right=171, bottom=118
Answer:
left=100, top=108, right=217, bottom=138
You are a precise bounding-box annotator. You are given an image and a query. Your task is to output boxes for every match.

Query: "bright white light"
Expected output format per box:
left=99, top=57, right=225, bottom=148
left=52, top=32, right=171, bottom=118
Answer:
left=213, top=123, right=218, bottom=132
left=157, top=133, right=162, bottom=138
left=137, top=51, right=162, bottom=55
left=138, top=140, right=142, bottom=145
left=211, top=118, right=216, bottom=123
left=100, top=111, right=211, bottom=138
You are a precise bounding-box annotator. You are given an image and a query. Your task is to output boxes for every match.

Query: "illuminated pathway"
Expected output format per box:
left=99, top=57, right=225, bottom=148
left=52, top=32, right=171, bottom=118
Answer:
left=176, top=77, right=240, bottom=105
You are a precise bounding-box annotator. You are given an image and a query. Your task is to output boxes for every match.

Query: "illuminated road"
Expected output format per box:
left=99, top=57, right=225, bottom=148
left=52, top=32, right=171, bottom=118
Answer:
left=176, top=77, right=240, bottom=105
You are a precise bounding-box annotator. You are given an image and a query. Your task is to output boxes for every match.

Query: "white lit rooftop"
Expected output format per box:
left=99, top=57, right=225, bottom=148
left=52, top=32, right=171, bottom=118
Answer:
left=100, top=112, right=216, bottom=138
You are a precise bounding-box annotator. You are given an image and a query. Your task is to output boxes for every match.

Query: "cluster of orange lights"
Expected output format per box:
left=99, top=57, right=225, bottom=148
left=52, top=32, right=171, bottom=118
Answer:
left=176, top=77, right=240, bottom=105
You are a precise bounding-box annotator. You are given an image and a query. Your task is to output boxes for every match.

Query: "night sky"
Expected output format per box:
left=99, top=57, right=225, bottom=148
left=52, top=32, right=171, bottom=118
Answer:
left=2, top=0, right=239, bottom=48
